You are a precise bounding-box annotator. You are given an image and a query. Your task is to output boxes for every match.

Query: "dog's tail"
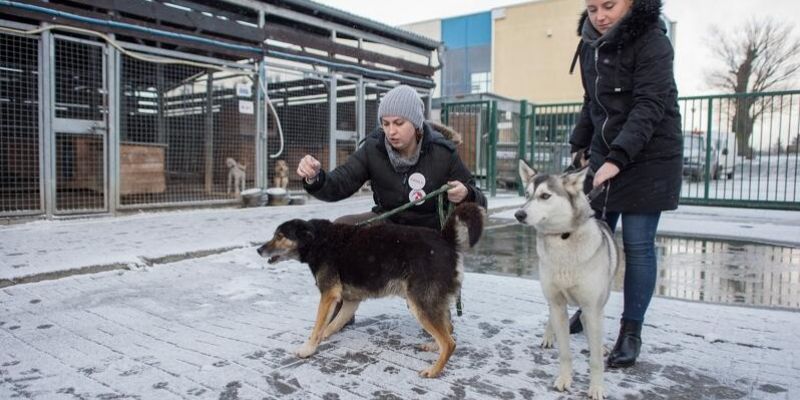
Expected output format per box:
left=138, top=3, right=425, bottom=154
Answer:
left=442, top=203, right=485, bottom=252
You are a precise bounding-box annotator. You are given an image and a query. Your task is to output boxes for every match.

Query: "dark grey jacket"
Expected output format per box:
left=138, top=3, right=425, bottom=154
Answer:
left=569, top=0, right=682, bottom=212
left=305, top=122, right=487, bottom=230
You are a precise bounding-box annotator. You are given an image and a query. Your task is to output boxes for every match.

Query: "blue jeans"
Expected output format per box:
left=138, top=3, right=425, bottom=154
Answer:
left=600, top=211, right=661, bottom=323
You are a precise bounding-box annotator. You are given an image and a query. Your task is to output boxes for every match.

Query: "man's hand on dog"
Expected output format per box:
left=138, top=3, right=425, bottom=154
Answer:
left=297, top=155, right=322, bottom=182
left=447, top=181, right=468, bottom=203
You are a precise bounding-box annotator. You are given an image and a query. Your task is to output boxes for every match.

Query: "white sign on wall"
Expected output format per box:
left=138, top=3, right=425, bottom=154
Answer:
left=236, top=83, right=252, bottom=97
left=238, top=100, right=254, bottom=114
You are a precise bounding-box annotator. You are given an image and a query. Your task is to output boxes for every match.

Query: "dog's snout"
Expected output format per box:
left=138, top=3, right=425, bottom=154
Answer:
left=514, top=209, right=527, bottom=222
left=256, top=244, right=266, bottom=256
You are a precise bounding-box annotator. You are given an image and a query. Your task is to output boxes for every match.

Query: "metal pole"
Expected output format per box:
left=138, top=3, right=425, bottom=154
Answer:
left=328, top=76, right=337, bottom=169
left=204, top=71, right=214, bottom=193
left=529, top=104, right=537, bottom=166
left=517, top=99, right=528, bottom=196
left=704, top=97, right=713, bottom=201
left=489, top=100, right=498, bottom=196
left=41, top=29, right=55, bottom=217
left=107, top=39, right=120, bottom=214
left=257, top=9, right=268, bottom=189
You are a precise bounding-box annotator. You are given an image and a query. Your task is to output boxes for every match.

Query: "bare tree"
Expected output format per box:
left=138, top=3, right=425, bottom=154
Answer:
left=706, top=18, right=800, bottom=157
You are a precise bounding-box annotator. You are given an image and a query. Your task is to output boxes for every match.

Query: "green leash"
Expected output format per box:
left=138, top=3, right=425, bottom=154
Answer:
left=355, top=183, right=463, bottom=317
left=355, top=183, right=453, bottom=227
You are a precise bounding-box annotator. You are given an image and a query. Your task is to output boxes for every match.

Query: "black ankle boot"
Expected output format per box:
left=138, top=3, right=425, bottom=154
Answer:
left=569, top=309, right=583, bottom=334
left=607, top=319, right=642, bottom=368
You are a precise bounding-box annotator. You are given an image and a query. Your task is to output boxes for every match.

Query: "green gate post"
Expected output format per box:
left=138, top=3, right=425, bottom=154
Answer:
left=489, top=101, right=498, bottom=196
left=704, top=97, right=713, bottom=202
left=442, top=102, right=449, bottom=126
left=517, top=100, right=528, bottom=196
left=529, top=104, right=537, bottom=167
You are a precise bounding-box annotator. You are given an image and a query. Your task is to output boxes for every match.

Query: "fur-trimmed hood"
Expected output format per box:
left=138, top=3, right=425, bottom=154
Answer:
left=427, top=121, right=462, bottom=145
left=577, top=0, right=664, bottom=47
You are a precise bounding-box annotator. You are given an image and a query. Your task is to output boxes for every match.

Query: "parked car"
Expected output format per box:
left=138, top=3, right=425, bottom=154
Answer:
left=711, top=131, right=737, bottom=180
left=682, top=130, right=737, bottom=181
left=682, top=133, right=712, bottom=182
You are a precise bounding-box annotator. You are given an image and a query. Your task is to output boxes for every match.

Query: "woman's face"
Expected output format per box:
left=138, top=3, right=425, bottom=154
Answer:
left=381, top=116, right=418, bottom=155
left=585, top=0, right=633, bottom=34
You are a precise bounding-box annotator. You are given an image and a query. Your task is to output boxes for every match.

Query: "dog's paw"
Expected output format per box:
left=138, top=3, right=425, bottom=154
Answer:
left=418, top=366, right=442, bottom=378
left=418, top=342, right=439, bottom=352
left=553, top=373, right=572, bottom=392
left=588, top=382, right=606, bottom=400
left=294, top=343, right=317, bottom=358
left=541, top=333, right=555, bottom=348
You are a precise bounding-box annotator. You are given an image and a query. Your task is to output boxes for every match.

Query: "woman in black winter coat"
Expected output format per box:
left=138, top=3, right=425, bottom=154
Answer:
left=568, top=0, right=682, bottom=368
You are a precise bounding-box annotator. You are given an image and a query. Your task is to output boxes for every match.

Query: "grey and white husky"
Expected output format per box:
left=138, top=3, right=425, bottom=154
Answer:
left=515, top=160, right=620, bottom=400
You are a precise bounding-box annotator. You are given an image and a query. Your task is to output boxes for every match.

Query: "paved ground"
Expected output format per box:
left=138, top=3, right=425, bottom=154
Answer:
left=1, top=193, right=799, bottom=399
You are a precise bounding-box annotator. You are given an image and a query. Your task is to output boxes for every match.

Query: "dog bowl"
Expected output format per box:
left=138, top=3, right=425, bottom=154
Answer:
left=266, top=187, right=290, bottom=206
left=289, top=195, right=307, bottom=205
left=241, top=188, right=267, bottom=207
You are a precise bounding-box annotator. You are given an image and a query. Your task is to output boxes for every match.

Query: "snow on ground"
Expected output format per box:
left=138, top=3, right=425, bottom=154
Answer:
left=1, top=192, right=799, bottom=399
left=1, top=247, right=797, bottom=399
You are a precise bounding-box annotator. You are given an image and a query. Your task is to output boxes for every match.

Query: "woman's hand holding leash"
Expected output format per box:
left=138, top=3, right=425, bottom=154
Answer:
left=446, top=181, right=468, bottom=203
left=593, top=162, right=620, bottom=188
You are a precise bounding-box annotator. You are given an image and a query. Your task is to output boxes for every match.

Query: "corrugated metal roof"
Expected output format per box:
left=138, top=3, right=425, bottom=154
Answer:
left=272, top=0, right=441, bottom=50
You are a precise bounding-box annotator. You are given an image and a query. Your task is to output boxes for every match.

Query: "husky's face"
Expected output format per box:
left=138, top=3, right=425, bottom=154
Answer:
left=514, top=160, right=590, bottom=234
left=257, top=219, right=313, bottom=264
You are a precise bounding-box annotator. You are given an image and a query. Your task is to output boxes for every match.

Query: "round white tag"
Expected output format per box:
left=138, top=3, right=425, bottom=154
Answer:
left=409, top=189, right=426, bottom=205
left=408, top=172, right=426, bottom=190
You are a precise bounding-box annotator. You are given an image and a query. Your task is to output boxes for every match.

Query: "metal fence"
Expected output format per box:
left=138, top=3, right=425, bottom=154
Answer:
left=441, top=101, right=498, bottom=196
left=118, top=55, right=259, bottom=209
left=0, top=25, right=431, bottom=219
left=0, top=31, right=39, bottom=215
left=677, top=91, right=800, bottom=209
left=443, top=91, right=800, bottom=210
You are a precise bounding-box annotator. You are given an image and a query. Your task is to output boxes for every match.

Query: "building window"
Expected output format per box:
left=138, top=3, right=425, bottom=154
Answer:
left=471, top=72, right=490, bottom=94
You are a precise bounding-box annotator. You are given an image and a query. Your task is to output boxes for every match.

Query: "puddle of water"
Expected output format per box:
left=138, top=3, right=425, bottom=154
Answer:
left=466, top=221, right=800, bottom=310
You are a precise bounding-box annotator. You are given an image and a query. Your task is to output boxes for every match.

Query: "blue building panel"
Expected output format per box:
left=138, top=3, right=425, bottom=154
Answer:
left=441, top=12, right=491, bottom=49
left=441, top=12, right=492, bottom=97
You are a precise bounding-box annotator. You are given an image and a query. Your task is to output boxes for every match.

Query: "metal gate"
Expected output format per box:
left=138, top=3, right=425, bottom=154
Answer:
left=441, top=100, right=497, bottom=196
left=50, top=36, right=108, bottom=215
left=0, top=30, right=40, bottom=216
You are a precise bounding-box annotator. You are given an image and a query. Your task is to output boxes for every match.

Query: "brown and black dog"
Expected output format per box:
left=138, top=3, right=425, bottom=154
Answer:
left=257, top=203, right=485, bottom=378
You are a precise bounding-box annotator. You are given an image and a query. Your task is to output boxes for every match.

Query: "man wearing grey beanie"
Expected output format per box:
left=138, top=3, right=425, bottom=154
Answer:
left=297, top=84, right=486, bottom=228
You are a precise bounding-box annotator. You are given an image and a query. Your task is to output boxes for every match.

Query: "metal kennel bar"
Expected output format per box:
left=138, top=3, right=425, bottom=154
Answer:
left=0, top=28, right=42, bottom=216
left=116, top=48, right=260, bottom=209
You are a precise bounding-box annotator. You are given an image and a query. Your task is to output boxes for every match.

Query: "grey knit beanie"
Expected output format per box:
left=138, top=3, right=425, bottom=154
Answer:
left=378, top=85, right=425, bottom=130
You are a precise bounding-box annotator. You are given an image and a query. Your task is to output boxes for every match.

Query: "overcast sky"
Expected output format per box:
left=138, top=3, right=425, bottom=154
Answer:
left=314, top=0, right=800, bottom=97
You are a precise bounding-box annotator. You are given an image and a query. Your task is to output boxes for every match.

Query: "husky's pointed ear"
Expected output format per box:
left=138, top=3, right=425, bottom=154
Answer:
left=562, top=167, right=589, bottom=194
left=518, top=160, right=537, bottom=183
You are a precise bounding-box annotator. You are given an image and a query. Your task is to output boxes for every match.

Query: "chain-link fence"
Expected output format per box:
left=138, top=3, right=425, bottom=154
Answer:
left=52, top=36, right=107, bottom=214
left=119, top=55, right=256, bottom=208
left=0, top=32, right=39, bottom=215
left=0, top=26, right=434, bottom=218
left=265, top=67, right=330, bottom=192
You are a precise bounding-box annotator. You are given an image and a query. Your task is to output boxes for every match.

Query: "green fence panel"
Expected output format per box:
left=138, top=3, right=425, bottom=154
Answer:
left=527, top=90, right=800, bottom=210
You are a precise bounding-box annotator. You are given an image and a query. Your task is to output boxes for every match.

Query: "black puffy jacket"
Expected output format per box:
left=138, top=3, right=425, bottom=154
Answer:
left=569, top=0, right=682, bottom=212
left=304, top=122, right=487, bottom=230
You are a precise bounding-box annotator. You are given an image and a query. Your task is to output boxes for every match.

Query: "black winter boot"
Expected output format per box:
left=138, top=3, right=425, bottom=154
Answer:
left=606, top=319, right=642, bottom=368
left=569, top=309, right=583, bottom=334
